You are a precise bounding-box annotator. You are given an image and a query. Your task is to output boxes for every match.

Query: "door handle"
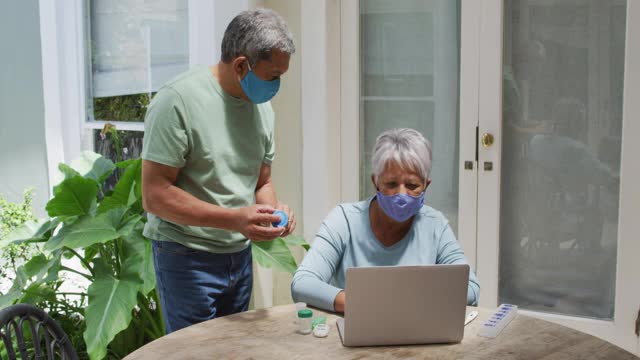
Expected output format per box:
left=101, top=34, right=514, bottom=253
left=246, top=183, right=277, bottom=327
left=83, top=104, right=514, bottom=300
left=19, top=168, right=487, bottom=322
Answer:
left=481, top=133, right=494, bottom=147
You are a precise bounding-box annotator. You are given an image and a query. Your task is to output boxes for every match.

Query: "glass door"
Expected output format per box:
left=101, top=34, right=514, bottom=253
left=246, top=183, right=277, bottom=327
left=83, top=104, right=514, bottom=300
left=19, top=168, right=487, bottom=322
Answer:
left=499, top=0, right=624, bottom=320
left=358, top=0, right=462, bottom=233
left=476, top=0, right=640, bottom=353
left=341, top=0, right=640, bottom=353
left=345, top=0, right=482, bottom=269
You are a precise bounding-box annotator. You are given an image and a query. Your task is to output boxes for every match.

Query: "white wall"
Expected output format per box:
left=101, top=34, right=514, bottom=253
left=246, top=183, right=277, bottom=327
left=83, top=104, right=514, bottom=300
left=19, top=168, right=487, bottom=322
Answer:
left=246, top=0, right=303, bottom=307
left=301, top=0, right=343, bottom=244
left=0, top=0, right=49, bottom=217
left=263, top=0, right=303, bottom=306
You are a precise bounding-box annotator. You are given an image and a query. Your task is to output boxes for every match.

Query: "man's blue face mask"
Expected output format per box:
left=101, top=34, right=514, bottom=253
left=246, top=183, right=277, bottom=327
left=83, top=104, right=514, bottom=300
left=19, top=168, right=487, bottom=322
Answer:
left=240, top=62, right=280, bottom=104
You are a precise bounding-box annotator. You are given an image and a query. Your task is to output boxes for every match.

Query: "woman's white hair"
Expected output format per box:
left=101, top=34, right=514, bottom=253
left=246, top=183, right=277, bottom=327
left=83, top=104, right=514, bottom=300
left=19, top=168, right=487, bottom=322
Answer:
left=371, top=128, right=432, bottom=184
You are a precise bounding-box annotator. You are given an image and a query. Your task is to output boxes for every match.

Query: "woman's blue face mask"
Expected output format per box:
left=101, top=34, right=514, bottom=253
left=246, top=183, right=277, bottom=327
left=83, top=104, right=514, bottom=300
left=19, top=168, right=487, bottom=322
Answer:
left=376, top=190, right=425, bottom=222
left=240, top=62, right=280, bottom=104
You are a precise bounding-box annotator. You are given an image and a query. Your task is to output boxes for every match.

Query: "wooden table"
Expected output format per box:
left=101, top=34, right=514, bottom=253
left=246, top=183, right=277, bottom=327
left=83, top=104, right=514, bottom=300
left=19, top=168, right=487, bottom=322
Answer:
left=125, top=304, right=638, bottom=359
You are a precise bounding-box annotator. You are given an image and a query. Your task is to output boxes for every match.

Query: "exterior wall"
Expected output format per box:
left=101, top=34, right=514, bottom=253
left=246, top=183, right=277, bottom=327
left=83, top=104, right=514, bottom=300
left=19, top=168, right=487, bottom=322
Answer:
left=0, top=0, right=49, bottom=217
left=248, top=0, right=304, bottom=307
left=261, top=0, right=304, bottom=306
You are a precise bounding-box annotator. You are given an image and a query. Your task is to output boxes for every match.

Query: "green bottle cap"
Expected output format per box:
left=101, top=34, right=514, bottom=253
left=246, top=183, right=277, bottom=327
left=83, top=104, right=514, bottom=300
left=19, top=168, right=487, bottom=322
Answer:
left=298, top=309, right=313, bottom=318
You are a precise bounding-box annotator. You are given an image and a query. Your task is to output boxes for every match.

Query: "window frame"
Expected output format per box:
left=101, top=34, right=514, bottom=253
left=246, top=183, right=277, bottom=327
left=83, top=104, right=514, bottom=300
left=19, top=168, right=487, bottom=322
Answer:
left=39, top=0, right=249, bottom=193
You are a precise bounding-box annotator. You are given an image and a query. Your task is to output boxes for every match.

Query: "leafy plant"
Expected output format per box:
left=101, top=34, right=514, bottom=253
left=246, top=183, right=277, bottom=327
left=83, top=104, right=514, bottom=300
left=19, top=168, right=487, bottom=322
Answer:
left=1, top=153, right=159, bottom=360
left=1, top=152, right=309, bottom=359
left=252, top=236, right=309, bottom=274
left=93, top=93, right=153, bottom=123
left=0, top=189, right=39, bottom=290
left=0, top=189, right=35, bottom=238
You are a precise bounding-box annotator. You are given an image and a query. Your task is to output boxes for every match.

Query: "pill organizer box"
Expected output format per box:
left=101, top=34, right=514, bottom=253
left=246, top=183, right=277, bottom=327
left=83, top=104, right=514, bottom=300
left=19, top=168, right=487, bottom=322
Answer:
left=478, top=304, right=517, bottom=338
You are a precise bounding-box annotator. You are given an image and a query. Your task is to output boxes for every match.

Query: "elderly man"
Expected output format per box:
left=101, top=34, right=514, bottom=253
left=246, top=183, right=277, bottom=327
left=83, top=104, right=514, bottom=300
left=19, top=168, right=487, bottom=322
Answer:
left=141, top=8, right=296, bottom=333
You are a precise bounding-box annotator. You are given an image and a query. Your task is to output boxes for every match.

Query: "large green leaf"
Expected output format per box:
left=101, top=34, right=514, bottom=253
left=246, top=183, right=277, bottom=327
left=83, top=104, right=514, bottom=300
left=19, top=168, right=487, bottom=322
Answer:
left=0, top=269, right=27, bottom=309
left=0, top=253, right=61, bottom=309
left=45, top=208, right=140, bottom=251
left=84, top=266, right=142, bottom=360
left=58, top=163, right=82, bottom=181
left=98, top=159, right=142, bottom=214
left=0, top=219, right=58, bottom=248
left=46, top=176, right=98, bottom=218
left=251, top=238, right=298, bottom=274
left=281, top=235, right=310, bottom=251
left=23, top=253, right=61, bottom=283
left=20, top=283, right=57, bottom=305
left=121, top=223, right=155, bottom=295
left=70, top=151, right=116, bottom=183
left=114, top=158, right=139, bottom=169
left=83, top=244, right=100, bottom=266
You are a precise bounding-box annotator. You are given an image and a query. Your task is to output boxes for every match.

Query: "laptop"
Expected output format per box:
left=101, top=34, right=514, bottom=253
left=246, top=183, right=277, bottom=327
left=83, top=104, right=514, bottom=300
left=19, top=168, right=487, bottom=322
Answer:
left=336, top=264, right=470, bottom=347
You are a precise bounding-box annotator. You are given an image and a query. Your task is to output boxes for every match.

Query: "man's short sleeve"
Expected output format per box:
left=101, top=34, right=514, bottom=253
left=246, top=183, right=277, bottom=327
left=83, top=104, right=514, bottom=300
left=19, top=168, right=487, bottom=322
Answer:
left=262, top=104, right=275, bottom=164
left=263, top=130, right=275, bottom=164
left=141, top=87, right=190, bottom=168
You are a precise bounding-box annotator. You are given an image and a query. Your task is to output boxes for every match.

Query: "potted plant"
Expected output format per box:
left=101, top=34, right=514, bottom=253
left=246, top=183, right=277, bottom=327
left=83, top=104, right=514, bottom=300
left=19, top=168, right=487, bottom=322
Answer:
left=0, top=152, right=308, bottom=359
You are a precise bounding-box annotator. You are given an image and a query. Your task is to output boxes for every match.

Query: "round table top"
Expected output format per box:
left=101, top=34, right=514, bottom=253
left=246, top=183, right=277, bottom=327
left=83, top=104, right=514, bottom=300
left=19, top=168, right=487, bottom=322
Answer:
left=124, top=305, right=637, bottom=359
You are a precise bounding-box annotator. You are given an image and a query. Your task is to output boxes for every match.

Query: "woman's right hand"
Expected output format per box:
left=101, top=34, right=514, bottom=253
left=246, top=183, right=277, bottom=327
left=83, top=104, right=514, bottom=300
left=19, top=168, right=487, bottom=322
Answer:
left=334, top=291, right=346, bottom=313
left=233, top=205, right=284, bottom=241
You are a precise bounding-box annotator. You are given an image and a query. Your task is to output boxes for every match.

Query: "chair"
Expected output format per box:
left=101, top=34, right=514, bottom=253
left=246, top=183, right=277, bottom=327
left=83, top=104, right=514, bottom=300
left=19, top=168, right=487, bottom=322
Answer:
left=0, top=304, right=78, bottom=360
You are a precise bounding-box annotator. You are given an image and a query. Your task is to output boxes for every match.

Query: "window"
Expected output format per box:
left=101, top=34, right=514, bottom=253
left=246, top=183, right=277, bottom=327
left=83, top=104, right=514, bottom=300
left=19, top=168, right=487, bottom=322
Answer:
left=87, top=0, right=189, bottom=162
left=88, top=0, right=189, bottom=123
left=359, top=1, right=461, bottom=231
left=40, top=1, right=249, bottom=188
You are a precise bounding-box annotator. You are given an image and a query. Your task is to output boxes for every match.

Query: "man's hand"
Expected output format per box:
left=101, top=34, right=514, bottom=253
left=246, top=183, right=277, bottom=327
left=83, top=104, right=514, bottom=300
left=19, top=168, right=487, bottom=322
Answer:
left=275, top=202, right=296, bottom=237
left=234, top=204, right=285, bottom=241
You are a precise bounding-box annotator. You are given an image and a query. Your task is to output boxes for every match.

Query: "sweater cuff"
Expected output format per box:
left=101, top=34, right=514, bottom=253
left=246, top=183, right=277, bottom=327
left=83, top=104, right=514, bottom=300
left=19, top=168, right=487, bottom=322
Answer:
left=322, top=284, right=343, bottom=312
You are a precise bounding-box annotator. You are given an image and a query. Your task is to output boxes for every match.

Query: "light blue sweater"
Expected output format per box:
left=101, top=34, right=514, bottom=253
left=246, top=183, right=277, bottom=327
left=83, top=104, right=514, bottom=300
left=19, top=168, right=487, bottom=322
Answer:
left=291, top=198, right=480, bottom=311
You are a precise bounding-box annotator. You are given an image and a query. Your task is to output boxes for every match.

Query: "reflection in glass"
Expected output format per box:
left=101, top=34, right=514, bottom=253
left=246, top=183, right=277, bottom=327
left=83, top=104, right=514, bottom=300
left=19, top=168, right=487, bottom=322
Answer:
left=500, top=0, right=625, bottom=319
left=89, top=0, right=189, bottom=122
left=360, top=0, right=460, bottom=232
left=94, top=129, right=144, bottom=190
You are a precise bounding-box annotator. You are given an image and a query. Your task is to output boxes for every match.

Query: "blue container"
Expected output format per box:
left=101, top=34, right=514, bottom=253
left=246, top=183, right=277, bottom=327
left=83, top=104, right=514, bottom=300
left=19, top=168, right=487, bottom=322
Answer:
left=272, top=210, right=289, bottom=228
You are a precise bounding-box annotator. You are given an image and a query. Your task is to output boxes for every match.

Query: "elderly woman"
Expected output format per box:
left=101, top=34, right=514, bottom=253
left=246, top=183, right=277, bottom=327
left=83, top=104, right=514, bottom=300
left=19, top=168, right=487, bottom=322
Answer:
left=291, top=128, right=479, bottom=312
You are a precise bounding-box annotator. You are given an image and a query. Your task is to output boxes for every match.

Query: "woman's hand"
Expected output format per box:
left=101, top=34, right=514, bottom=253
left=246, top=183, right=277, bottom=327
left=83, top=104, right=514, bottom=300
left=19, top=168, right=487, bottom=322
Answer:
left=276, top=202, right=296, bottom=237
left=334, top=291, right=346, bottom=313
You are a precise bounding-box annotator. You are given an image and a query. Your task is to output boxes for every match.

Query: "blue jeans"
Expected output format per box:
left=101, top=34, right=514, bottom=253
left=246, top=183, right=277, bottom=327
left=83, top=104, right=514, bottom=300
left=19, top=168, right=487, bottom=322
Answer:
left=152, top=240, right=253, bottom=334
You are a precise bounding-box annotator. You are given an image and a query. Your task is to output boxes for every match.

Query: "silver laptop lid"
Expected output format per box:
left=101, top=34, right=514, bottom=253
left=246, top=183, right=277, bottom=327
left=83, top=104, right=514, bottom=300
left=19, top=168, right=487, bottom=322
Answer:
left=343, top=264, right=470, bottom=346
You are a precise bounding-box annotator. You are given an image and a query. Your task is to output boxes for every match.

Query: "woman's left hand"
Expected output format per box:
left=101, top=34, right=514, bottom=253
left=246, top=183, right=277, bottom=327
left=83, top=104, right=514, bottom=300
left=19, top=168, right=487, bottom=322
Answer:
left=276, top=202, right=296, bottom=237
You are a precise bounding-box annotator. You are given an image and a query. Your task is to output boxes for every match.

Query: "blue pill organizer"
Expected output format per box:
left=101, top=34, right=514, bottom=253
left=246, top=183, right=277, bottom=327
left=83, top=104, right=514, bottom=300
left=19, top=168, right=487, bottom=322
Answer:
left=478, top=304, right=517, bottom=338
left=272, top=210, right=289, bottom=227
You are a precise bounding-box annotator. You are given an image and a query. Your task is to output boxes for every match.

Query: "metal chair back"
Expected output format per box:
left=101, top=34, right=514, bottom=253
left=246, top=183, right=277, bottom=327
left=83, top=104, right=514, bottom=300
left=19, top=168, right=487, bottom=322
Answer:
left=0, top=304, right=79, bottom=360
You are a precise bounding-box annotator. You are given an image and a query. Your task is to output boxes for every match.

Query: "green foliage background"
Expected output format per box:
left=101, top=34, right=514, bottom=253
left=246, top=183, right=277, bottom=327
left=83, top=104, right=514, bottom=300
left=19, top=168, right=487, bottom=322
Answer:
left=1, top=151, right=308, bottom=359
left=93, top=93, right=152, bottom=123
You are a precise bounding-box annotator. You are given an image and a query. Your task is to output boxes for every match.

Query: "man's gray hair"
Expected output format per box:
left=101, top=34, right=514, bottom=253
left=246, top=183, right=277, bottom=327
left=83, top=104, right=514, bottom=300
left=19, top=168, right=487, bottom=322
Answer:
left=221, top=8, right=295, bottom=67
left=371, top=128, right=433, bottom=183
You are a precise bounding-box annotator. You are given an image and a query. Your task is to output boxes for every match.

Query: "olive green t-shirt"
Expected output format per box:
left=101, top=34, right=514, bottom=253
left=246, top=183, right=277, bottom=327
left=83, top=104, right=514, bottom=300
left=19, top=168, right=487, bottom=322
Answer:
left=141, top=65, right=275, bottom=253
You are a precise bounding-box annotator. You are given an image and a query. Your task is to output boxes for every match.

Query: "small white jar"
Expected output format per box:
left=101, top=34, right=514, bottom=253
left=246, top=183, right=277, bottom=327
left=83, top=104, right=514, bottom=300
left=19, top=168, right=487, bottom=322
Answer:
left=294, top=302, right=307, bottom=324
left=313, top=323, right=329, bottom=338
left=297, top=309, right=313, bottom=334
